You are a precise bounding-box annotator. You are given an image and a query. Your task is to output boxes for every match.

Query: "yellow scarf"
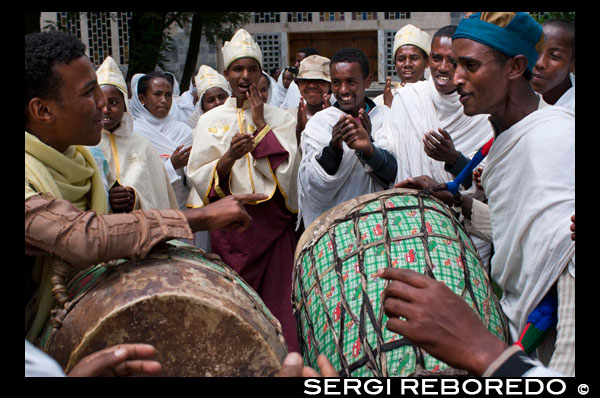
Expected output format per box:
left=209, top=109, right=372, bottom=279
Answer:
left=25, top=131, right=107, bottom=342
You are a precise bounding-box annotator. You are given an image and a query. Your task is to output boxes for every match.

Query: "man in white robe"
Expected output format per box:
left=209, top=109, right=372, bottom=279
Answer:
left=298, top=48, right=397, bottom=228
left=376, top=25, right=494, bottom=265
left=397, top=12, right=575, bottom=376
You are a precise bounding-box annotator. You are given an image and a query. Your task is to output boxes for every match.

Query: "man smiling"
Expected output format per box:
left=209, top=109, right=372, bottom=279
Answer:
left=375, top=25, right=495, bottom=267
left=297, top=48, right=397, bottom=228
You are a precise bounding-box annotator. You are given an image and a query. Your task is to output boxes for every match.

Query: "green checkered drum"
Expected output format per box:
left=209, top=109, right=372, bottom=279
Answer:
left=292, top=189, right=508, bottom=377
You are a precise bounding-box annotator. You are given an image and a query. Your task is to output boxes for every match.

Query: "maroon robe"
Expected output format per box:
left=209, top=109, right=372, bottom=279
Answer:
left=208, top=129, right=299, bottom=352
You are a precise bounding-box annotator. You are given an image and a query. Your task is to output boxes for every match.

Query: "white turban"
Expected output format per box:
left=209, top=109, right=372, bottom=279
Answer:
left=96, top=56, right=129, bottom=110
left=393, top=24, right=431, bottom=58
left=222, top=29, right=263, bottom=70
left=195, top=65, right=232, bottom=101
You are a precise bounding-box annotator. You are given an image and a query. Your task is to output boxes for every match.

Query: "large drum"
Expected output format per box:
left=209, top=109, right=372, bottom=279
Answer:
left=41, top=241, right=288, bottom=376
left=292, top=189, right=508, bottom=377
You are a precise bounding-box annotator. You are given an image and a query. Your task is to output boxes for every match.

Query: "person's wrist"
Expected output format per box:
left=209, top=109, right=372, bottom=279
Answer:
left=467, top=336, right=508, bottom=376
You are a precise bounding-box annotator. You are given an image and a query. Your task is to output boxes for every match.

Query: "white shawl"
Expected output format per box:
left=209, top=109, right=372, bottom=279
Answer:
left=130, top=73, right=194, bottom=208
left=554, top=73, right=575, bottom=112
left=281, top=81, right=302, bottom=109
left=270, top=70, right=289, bottom=107
left=95, top=110, right=179, bottom=211
left=376, top=79, right=493, bottom=186
left=481, top=105, right=575, bottom=341
left=298, top=105, right=388, bottom=228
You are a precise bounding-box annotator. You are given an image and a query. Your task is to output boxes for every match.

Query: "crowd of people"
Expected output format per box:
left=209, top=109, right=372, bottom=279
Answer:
left=25, top=12, right=574, bottom=378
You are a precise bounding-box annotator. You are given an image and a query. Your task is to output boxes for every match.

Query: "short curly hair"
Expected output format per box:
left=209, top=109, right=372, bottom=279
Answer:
left=25, top=31, right=87, bottom=118
left=331, top=48, right=369, bottom=79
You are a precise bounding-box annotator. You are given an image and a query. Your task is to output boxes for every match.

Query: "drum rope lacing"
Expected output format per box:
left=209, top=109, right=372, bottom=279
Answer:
left=292, top=191, right=506, bottom=377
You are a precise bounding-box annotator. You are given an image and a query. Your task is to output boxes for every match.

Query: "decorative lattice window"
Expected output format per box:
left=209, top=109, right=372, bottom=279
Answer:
left=253, top=12, right=281, bottom=23
left=384, top=12, right=411, bottom=20
left=85, top=12, right=113, bottom=66
left=55, top=12, right=82, bottom=40
left=253, top=33, right=281, bottom=73
left=384, top=30, right=399, bottom=81
left=288, top=12, right=313, bottom=23
left=117, top=12, right=132, bottom=65
left=351, top=12, right=377, bottom=21
left=319, top=12, right=345, bottom=22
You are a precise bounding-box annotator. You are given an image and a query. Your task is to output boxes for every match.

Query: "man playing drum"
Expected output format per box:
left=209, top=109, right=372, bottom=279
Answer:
left=25, top=31, right=265, bottom=346
left=396, top=12, right=575, bottom=375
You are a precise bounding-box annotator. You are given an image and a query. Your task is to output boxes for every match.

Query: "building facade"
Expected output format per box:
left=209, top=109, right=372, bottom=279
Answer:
left=40, top=12, right=462, bottom=89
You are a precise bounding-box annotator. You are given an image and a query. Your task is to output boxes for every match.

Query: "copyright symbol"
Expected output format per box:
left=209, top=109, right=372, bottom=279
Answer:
left=578, top=384, right=589, bottom=395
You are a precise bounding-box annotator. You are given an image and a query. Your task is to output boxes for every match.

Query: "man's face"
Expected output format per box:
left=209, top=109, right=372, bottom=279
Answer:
left=139, top=77, right=172, bottom=119
left=201, top=87, right=229, bottom=113
left=298, top=79, right=330, bottom=106
left=395, top=45, right=428, bottom=84
left=282, top=70, right=294, bottom=89
left=452, top=38, right=508, bottom=117
left=331, top=62, right=370, bottom=114
left=49, top=56, right=106, bottom=151
left=224, top=57, right=261, bottom=101
left=294, top=52, right=307, bottom=69
left=101, top=85, right=125, bottom=132
left=257, top=75, right=270, bottom=103
left=429, top=36, right=457, bottom=95
left=531, top=25, right=575, bottom=95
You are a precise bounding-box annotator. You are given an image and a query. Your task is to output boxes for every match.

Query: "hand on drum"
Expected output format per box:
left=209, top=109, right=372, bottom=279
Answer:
left=377, top=268, right=507, bottom=376
left=278, top=352, right=339, bottom=377
left=67, top=343, right=161, bottom=377
left=394, top=175, right=455, bottom=207
left=184, top=193, right=268, bottom=232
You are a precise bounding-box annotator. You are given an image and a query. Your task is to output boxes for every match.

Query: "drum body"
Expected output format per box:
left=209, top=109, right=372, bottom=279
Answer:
left=293, top=189, right=508, bottom=377
left=41, top=241, right=288, bottom=376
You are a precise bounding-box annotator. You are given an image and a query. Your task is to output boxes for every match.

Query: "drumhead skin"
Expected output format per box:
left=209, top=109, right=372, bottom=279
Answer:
left=293, top=188, right=508, bottom=377
left=42, top=242, right=288, bottom=376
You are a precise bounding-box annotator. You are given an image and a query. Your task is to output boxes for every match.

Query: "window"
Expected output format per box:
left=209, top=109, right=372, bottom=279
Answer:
left=288, top=12, right=312, bottom=23
left=86, top=12, right=113, bottom=66
left=351, top=12, right=377, bottom=21
left=319, top=12, right=345, bottom=22
left=253, top=33, right=281, bottom=73
left=384, top=12, right=411, bottom=20
left=117, top=12, right=132, bottom=65
left=55, top=12, right=81, bottom=40
left=254, top=12, right=281, bottom=23
left=385, top=30, right=399, bottom=80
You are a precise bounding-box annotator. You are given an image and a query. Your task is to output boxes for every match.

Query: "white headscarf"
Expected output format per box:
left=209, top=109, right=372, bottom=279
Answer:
left=130, top=73, right=193, bottom=157
left=270, top=69, right=289, bottom=107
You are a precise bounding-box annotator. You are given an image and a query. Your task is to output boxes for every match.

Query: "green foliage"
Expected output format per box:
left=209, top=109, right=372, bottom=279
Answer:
left=533, top=12, right=575, bottom=25
left=199, top=12, right=252, bottom=45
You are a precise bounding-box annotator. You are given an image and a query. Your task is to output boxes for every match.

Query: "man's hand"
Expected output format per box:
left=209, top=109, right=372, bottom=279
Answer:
left=330, top=115, right=347, bottom=153
left=423, top=128, right=459, bottom=166
left=67, top=344, right=161, bottom=377
left=225, top=132, right=255, bottom=161
left=340, top=113, right=374, bottom=158
left=383, top=76, right=393, bottom=108
left=184, top=193, right=268, bottom=232
left=278, top=352, right=339, bottom=377
left=570, top=214, right=575, bottom=241
left=109, top=185, right=135, bottom=213
left=323, top=93, right=332, bottom=109
left=247, top=83, right=266, bottom=132
left=296, top=98, right=308, bottom=145
left=378, top=268, right=507, bottom=376
left=395, top=175, right=455, bottom=207
left=472, top=167, right=485, bottom=193
left=171, top=144, right=192, bottom=170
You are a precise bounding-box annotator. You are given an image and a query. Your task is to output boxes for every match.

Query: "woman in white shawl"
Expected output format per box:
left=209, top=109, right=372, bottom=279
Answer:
left=130, top=71, right=194, bottom=210
left=95, top=57, right=178, bottom=213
